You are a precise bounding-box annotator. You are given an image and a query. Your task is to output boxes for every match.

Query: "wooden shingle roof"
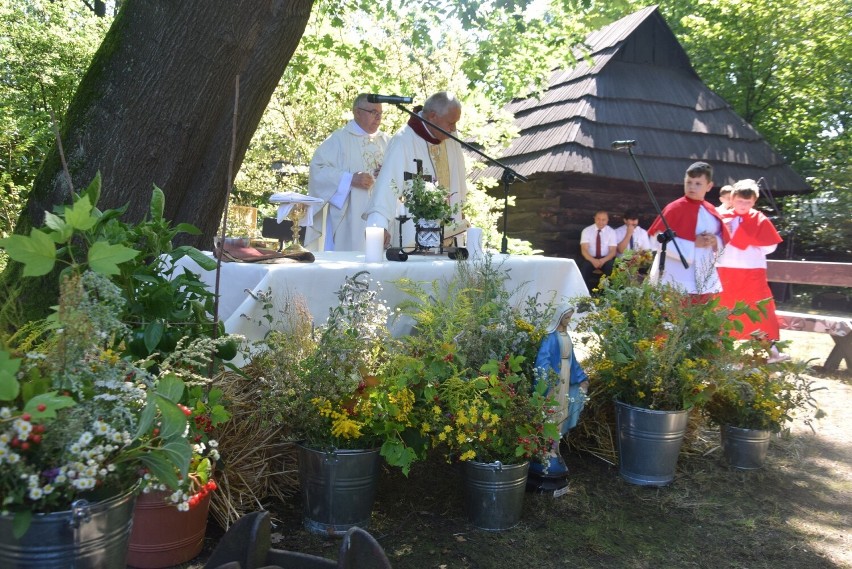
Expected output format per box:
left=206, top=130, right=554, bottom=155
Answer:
left=479, top=5, right=809, bottom=193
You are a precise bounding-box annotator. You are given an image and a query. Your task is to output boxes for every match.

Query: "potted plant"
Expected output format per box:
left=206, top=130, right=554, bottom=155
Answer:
left=703, top=348, right=817, bottom=470
left=576, top=259, right=738, bottom=485
left=392, top=257, right=559, bottom=530
left=429, top=352, right=558, bottom=530
left=399, top=173, right=459, bottom=249
left=127, top=341, right=232, bottom=568
left=0, top=175, right=234, bottom=566
left=248, top=271, right=420, bottom=535
left=0, top=271, right=191, bottom=567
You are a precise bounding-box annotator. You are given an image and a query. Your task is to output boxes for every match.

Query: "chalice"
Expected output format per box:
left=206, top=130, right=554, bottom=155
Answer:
left=284, top=202, right=308, bottom=252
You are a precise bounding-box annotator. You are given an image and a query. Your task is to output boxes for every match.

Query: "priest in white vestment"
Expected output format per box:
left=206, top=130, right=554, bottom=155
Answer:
left=305, top=94, right=390, bottom=252
left=363, top=91, right=467, bottom=248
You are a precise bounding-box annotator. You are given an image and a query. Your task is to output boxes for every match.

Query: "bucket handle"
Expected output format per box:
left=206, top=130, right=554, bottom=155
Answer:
left=69, top=499, right=92, bottom=529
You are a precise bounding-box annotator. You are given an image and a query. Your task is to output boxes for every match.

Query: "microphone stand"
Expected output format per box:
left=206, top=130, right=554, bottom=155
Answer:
left=392, top=103, right=528, bottom=254
left=619, top=144, right=688, bottom=277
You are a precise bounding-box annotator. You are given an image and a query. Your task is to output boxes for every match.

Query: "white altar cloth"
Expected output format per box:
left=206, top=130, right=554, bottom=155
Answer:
left=172, top=252, right=588, bottom=342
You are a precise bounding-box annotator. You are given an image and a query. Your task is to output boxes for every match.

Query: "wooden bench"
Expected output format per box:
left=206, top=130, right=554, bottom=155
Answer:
left=766, top=260, right=852, bottom=372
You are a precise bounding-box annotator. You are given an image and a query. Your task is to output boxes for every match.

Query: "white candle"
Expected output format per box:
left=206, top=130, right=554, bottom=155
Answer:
left=365, top=226, right=384, bottom=263
left=467, top=227, right=484, bottom=259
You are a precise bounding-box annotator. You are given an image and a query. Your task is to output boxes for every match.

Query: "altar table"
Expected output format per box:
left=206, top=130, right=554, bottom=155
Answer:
left=173, top=251, right=588, bottom=342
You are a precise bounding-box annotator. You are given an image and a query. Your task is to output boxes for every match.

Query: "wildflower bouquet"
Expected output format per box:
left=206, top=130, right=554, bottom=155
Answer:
left=577, top=260, right=735, bottom=411
left=0, top=175, right=235, bottom=531
left=251, top=272, right=421, bottom=473
left=0, top=272, right=192, bottom=534
left=136, top=338, right=233, bottom=510
left=431, top=353, right=559, bottom=465
left=399, top=173, right=458, bottom=223
left=391, top=257, right=560, bottom=466
left=703, top=345, right=818, bottom=432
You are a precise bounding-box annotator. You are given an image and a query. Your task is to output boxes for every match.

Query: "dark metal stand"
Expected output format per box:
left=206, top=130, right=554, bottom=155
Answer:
left=391, top=103, right=528, bottom=255
left=619, top=144, right=688, bottom=277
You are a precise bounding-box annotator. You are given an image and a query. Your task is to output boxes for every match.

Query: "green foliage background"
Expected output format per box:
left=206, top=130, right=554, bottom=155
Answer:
left=1, top=0, right=849, bottom=257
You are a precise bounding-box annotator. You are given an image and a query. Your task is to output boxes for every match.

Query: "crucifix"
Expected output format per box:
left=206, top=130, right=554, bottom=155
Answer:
left=402, top=158, right=433, bottom=182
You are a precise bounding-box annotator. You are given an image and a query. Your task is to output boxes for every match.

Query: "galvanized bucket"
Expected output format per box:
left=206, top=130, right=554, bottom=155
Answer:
left=615, top=400, right=689, bottom=486
left=297, top=445, right=381, bottom=536
left=0, top=486, right=137, bottom=569
left=463, top=460, right=529, bottom=531
left=721, top=425, right=771, bottom=470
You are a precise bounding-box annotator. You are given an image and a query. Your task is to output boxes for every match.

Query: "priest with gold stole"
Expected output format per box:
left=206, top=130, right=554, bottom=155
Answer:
left=363, top=91, right=467, bottom=248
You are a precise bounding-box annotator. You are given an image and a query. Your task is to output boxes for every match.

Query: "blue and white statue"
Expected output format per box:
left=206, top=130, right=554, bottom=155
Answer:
left=529, top=303, right=589, bottom=492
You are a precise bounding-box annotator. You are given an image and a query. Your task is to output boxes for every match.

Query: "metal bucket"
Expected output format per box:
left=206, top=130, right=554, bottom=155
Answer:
left=615, top=400, right=689, bottom=486
left=0, top=487, right=137, bottom=569
left=297, top=445, right=381, bottom=536
left=463, top=460, right=529, bottom=531
left=721, top=425, right=771, bottom=470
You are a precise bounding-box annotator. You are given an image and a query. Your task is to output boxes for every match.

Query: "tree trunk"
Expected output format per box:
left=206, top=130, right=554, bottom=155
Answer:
left=3, top=0, right=313, bottom=323
left=23, top=0, right=313, bottom=243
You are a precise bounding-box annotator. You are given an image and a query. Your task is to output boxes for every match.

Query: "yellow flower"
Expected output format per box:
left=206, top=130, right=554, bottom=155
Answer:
left=460, top=450, right=477, bottom=461
left=330, top=414, right=363, bottom=439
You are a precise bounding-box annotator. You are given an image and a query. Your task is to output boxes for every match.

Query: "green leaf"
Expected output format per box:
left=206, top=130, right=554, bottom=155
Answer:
left=12, top=510, right=33, bottom=539
left=143, top=321, right=165, bottom=353
left=82, top=171, right=102, bottom=208
left=24, top=392, right=76, bottom=419
left=43, top=211, right=73, bottom=243
left=0, top=351, right=22, bottom=401
left=195, top=457, right=213, bottom=485
left=156, top=373, right=185, bottom=403
left=136, top=395, right=157, bottom=439
left=64, top=194, right=97, bottom=231
left=209, top=404, right=231, bottom=425
left=173, top=223, right=202, bottom=236
left=381, top=439, right=416, bottom=476
left=87, top=240, right=138, bottom=275
left=156, top=395, right=188, bottom=440
left=150, top=185, right=165, bottom=221
left=173, top=246, right=217, bottom=271
left=161, top=439, right=193, bottom=479
left=140, top=450, right=179, bottom=489
left=0, top=230, right=57, bottom=276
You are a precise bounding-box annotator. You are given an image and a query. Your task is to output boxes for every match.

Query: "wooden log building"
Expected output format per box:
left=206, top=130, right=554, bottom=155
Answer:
left=476, top=5, right=809, bottom=261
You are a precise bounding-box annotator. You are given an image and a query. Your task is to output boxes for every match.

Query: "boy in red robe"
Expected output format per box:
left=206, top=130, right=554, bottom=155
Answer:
left=648, top=161, right=730, bottom=298
left=716, top=179, right=788, bottom=362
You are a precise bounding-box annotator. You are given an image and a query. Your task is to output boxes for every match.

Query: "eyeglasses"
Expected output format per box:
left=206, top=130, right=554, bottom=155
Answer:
left=356, top=107, right=382, bottom=118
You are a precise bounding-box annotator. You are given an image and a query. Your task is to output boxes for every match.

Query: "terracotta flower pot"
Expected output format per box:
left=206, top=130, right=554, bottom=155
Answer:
left=126, top=490, right=211, bottom=569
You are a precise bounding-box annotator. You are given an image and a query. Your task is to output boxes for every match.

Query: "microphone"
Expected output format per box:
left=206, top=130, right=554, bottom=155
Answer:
left=366, top=94, right=414, bottom=104
left=611, top=140, right=637, bottom=150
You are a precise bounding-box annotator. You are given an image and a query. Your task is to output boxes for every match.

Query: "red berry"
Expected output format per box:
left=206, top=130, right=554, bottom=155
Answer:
left=29, top=434, right=42, bottom=444
left=206, top=480, right=218, bottom=491
left=36, top=404, right=47, bottom=412
left=20, top=442, right=30, bottom=451
left=21, top=413, right=31, bottom=421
